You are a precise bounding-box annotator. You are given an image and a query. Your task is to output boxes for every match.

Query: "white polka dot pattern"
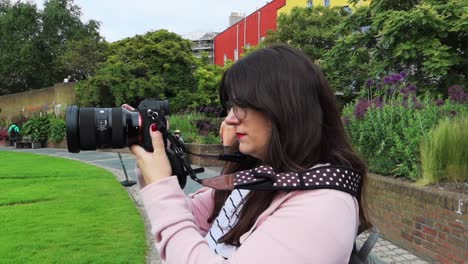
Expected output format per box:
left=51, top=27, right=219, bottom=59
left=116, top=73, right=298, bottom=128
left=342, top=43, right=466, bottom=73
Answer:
left=233, top=165, right=363, bottom=197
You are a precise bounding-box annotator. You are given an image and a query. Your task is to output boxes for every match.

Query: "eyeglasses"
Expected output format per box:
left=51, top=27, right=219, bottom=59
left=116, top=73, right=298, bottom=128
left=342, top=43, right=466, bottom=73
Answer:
left=226, top=102, right=247, bottom=120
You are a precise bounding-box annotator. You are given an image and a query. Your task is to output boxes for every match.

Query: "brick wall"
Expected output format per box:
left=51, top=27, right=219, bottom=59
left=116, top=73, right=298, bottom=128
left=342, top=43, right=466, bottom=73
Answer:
left=366, top=174, right=467, bottom=264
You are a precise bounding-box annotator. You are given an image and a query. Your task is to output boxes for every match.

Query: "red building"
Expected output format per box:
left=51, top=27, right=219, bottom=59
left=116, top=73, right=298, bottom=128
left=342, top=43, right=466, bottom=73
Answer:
left=213, top=0, right=286, bottom=66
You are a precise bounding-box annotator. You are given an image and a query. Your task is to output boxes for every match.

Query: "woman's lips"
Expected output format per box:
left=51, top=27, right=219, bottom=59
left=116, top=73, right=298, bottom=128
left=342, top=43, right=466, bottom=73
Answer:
left=236, top=133, right=246, bottom=139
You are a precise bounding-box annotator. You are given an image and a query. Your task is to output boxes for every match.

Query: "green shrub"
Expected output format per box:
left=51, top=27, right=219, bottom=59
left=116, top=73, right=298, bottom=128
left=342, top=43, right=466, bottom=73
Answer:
left=21, top=114, right=51, bottom=143
left=420, top=116, right=468, bottom=184
left=49, top=117, right=66, bottom=143
left=169, top=112, right=221, bottom=144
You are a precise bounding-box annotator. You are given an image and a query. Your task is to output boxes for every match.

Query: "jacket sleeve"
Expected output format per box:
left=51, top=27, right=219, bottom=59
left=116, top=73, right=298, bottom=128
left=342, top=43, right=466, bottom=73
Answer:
left=141, top=177, right=358, bottom=264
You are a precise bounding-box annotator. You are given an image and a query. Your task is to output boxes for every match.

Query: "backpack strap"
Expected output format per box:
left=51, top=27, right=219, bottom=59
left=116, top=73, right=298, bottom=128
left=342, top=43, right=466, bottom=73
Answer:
left=202, top=165, right=363, bottom=199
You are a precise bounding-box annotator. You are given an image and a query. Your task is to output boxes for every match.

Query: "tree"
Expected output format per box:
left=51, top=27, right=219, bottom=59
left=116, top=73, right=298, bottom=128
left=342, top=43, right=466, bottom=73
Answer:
left=0, top=0, right=103, bottom=95
left=322, top=0, right=467, bottom=94
left=58, top=36, right=109, bottom=81
left=0, top=1, right=44, bottom=94
left=76, top=30, right=198, bottom=112
left=265, top=6, right=348, bottom=61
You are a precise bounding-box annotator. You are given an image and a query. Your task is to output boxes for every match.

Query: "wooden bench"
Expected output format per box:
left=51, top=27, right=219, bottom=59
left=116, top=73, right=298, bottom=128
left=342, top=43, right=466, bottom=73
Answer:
left=15, top=136, right=34, bottom=149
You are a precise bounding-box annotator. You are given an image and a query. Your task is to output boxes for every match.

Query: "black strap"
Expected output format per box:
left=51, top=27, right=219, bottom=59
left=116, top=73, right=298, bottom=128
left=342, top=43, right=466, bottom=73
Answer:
left=201, top=164, right=363, bottom=199
left=232, top=165, right=363, bottom=198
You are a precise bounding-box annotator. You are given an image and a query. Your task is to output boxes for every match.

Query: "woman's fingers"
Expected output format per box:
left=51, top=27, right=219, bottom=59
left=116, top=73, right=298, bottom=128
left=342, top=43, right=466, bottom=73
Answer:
left=129, top=124, right=173, bottom=185
left=122, top=104, right=135, bottom=111
left=150, top=124, right=166, bottom=157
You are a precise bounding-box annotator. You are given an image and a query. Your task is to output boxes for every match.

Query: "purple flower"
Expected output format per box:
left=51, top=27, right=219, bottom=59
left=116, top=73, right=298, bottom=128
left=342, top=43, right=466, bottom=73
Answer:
left=400, top=71, right=408, bottom=79
left=365, top=78, right=374, bottom=88
left=400, top=88, right=409, bottom=95
left=383, top=77, right=392, bottom=84
left=354, top=99, right=372, bottom=119
left=448, top=85, right=467, bottom=104
left=435, top=99, right=445, bottom=106
left=391, top=74, right=403, bottom=83
left=407, top=84, right=417, bottom=93
left=449, top=110, right=457, bottom=116
left=372, top=96, right=383, bottom=108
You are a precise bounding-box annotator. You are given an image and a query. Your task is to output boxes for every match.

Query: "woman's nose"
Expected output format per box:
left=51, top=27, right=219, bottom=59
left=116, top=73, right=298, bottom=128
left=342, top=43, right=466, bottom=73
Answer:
left=224, top=109, right=240, bottom=125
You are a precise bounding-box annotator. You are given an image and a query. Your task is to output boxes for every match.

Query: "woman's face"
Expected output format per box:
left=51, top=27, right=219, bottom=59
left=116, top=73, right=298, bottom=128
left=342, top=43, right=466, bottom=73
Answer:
left=224, top=105, right=272, bottom=160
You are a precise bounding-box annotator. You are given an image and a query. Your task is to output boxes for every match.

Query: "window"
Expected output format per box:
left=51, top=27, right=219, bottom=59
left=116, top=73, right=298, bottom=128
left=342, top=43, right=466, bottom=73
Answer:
left=324, top=0, right=330, bottom=7
left=307, top=0, right=313, bottom=8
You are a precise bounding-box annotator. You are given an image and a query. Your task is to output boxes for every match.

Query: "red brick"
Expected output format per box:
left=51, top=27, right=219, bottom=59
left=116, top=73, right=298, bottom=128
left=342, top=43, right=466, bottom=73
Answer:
left=401, top=232, right=414, bottom=242
left=423, top=226, right=438, bottom=237
left=447, top=234, right=465, bottom=248
left=451, top=227, right=464, bottom=238
left=438, top=240, right=461, bottom=255
left=438, top=232, right=447, bottom=240
left=423, top=240, right=437, bottom=252
left=448, top=220, right=464, bottom=230
left=426, top=233, right=436, bottom=243
left=413, top=215, right=426, bottom=224
left=412, top=229, right=425, bottom=239
left=446, top=252, right=465, bottom=264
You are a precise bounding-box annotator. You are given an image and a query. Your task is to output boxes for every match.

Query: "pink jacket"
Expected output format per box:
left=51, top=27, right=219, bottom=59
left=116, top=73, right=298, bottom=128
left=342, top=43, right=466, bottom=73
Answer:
left=141, top=177, right=359, bottom=264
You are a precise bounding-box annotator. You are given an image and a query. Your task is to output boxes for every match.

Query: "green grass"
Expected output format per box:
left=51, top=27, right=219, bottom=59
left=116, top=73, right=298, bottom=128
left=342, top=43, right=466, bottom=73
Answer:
left=420, top=115, right=468, bottom=184
left=0, top=151, right=146, bottom=264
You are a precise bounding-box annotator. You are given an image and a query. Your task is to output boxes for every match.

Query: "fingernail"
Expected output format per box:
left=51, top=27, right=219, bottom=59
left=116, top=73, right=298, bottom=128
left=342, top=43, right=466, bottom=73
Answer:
left=151, top=123, right=158, bottom=132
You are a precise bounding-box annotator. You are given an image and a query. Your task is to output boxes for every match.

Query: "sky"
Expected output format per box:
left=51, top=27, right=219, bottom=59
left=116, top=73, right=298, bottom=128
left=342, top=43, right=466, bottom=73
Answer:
left=29, top=0, right=271, bottom=42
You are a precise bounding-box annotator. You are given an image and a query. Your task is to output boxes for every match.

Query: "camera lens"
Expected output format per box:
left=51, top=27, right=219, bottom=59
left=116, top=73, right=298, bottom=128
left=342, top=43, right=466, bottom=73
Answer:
left=66, top=106, right=140, bottom=153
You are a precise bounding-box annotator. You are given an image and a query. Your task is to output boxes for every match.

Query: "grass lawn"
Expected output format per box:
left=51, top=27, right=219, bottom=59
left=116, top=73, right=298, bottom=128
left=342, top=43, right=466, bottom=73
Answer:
left=0, top=151, right=146, bottom=264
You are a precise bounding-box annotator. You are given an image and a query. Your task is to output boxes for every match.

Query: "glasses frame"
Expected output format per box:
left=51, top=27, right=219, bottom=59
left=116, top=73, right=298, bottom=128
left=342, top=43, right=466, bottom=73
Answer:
left=226, top=102, right=247, bottom=120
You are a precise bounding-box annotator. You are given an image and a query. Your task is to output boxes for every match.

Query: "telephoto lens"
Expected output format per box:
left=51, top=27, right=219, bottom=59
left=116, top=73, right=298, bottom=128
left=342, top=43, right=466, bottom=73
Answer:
left=66, top=106, right=140, bottom=153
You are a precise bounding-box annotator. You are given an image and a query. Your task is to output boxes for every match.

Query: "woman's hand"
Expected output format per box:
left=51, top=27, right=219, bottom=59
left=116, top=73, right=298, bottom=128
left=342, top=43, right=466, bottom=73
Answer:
left=130, top=124, right=173, bottom=185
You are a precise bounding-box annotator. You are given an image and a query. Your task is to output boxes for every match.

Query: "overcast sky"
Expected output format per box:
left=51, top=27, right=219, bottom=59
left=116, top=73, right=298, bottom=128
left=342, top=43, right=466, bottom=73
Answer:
left=29, top=0, right=270, bottom=42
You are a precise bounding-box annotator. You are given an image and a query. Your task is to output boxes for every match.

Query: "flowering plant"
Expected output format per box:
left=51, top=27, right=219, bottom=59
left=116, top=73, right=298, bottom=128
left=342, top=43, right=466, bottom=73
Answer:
left=342, top=73, right=467, bottom=180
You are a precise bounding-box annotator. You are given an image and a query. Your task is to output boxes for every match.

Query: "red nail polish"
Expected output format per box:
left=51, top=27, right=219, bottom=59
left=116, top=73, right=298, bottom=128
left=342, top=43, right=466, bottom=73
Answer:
left=151, top=123, right=158, bottom=132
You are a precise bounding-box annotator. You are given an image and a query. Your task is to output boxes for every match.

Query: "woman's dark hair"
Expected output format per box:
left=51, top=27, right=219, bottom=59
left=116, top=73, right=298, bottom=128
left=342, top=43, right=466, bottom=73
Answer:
left=209, top=44, right=371, bottom=246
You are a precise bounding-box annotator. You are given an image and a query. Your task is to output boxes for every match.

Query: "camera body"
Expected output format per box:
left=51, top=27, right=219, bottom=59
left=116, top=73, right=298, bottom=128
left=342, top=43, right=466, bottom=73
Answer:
left=136, top=99, right=169, bottom=152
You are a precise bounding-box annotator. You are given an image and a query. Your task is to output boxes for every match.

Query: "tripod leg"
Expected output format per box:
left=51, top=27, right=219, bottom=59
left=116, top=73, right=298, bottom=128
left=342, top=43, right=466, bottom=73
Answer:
left=118, top=152, right=136, bottom=187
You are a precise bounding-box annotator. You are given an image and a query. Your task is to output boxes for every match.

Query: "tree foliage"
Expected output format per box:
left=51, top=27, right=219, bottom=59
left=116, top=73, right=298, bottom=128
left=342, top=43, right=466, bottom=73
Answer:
left=265, top=6, right=348, bottom=61
left=0, top=0, right=103, bottom=95
left=321, top=0, right=467, bottom=94
left=76, top=30, right=201, bottom=112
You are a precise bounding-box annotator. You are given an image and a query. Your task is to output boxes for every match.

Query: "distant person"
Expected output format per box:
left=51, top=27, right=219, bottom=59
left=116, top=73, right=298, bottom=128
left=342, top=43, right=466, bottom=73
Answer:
left=174, top=130, right=184, bottom=143
left=219, top=120, right=236, bottom=154
left=8, top=123, right=20, bottom=147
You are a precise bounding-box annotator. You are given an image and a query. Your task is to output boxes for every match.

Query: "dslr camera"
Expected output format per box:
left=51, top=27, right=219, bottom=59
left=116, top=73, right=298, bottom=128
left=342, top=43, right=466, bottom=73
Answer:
left=66, top=99, right=193, bottom=187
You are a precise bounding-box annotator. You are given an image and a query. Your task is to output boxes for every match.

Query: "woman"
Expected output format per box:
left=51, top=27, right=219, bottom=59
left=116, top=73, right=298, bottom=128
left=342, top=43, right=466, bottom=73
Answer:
left=131, top=44, right=371, bottom=263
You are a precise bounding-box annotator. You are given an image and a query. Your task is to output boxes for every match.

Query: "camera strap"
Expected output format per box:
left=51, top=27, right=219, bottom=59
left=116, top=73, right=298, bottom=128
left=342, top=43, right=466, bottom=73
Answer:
left=199, top=164, right=363, bottom=199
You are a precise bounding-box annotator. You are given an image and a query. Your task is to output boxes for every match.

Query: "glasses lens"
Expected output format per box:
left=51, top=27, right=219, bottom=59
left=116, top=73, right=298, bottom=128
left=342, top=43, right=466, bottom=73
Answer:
left=226, top=102, right=247, bottom=120
left=233, top=106, right=246, bottom=120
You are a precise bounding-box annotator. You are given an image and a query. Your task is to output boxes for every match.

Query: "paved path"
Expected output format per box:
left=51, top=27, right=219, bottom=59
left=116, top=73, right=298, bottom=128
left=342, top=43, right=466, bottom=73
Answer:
left=1, top=147, right=432, bottom=264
